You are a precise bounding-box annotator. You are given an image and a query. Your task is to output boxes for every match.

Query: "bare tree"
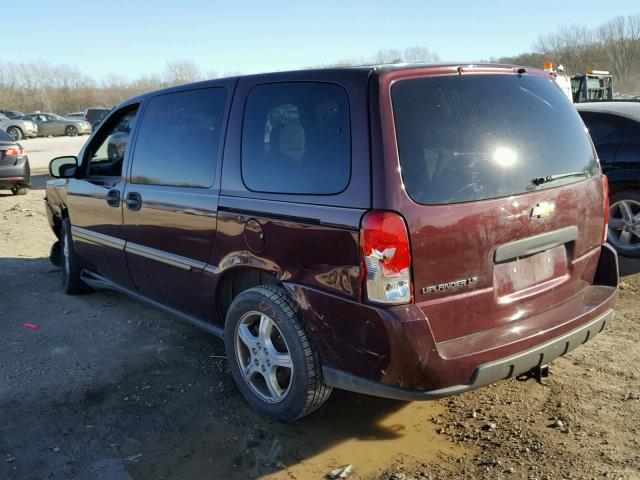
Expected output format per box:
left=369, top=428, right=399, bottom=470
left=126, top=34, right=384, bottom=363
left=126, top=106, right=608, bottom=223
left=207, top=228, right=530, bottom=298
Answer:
left=373, top=48, right=404, bottom=64
left=598, top=14, right=640, bottom=86
left=534, top=24, right=605, bottom=74
left=163, top=60, right=203, bottom=85
left=497, top=52, right=548, bottom=68
left=403, top=46, right=440, bottom=63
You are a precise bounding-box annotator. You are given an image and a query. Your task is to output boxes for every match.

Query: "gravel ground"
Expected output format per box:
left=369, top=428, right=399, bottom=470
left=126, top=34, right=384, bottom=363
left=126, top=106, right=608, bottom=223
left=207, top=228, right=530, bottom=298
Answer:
left=0, top=138, right=638, bottom=480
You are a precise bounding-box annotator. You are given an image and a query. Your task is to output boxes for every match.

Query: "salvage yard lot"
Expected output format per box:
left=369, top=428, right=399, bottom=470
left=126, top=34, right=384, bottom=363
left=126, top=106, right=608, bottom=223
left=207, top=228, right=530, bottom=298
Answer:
left=1, top=137, right=639, bottom=479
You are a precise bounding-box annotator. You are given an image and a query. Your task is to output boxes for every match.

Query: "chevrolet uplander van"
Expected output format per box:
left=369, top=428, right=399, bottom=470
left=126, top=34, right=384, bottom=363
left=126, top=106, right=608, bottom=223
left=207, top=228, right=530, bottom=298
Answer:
left=45, top=64, right=618, bottom=421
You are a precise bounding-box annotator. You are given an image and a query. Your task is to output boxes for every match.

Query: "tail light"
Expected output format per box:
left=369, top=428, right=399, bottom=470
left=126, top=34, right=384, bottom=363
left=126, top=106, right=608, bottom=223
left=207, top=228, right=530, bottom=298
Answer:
left=3, top=147, right=25, bottom=157
left=360, top=210, right=412, bottom=304
left=602, top=175, right=609, bottom=243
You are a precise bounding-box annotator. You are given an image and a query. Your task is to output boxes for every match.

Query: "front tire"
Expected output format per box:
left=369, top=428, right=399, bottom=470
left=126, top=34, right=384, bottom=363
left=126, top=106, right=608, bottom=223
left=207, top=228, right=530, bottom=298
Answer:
left=65, top=126, right=78, bottom=137
left=224, top=285, right=331, bottom=421
left=6, top=127, right=21, bottom=141
left=60, top=218, right=92, bottom=294
left=608, top=190, right=640, bottom=258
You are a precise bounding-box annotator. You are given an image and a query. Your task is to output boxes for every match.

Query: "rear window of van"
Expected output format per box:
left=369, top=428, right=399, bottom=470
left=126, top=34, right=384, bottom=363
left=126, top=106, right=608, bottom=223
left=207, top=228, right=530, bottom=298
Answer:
left=392, top=74, right=599, bottom=205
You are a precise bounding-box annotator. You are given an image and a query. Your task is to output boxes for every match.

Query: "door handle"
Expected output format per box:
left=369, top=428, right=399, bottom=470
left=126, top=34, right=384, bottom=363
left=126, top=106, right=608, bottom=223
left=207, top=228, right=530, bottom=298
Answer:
left=106, top=189, right=120, bottom=207
left=126, top=192, right=142, bottom=211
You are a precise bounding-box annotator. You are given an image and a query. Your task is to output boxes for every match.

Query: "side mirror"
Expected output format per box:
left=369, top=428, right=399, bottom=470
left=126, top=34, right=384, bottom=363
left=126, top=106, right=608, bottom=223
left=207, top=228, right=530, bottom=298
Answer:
left=49, top=156, right=78, bottom=178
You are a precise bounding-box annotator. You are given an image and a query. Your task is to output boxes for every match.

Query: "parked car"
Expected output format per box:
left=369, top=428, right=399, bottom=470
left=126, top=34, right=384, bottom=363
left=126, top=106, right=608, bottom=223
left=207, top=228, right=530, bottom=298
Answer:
left=22, top=113, right=91, bottom=137
left=576, top=102, right=640, bottom=257
left=0, top=129, right=30, bottom=195
left=65, top=112, right=85, bottom=121
left=45, top=64, right=618, bottom=421
left=0, top=113, right=38, bottom=141
left=0, top=109, right=24, bottom=119
left=84, top=107, right=111, bottom=129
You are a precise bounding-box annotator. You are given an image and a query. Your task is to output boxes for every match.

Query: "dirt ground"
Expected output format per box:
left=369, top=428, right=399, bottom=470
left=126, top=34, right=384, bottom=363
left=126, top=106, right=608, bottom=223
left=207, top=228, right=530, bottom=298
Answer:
left=1, top=138, right=639, bottom=480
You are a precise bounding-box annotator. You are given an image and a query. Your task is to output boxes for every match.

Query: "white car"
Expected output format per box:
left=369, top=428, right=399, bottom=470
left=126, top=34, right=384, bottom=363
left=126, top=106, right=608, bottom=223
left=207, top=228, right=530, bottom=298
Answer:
left=0, top=113, right=37, bottom=141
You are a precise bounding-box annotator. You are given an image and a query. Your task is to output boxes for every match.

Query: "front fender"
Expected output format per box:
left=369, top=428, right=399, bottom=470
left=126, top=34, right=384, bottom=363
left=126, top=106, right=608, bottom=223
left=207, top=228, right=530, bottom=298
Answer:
left=44, top=179, right=69, bottom=238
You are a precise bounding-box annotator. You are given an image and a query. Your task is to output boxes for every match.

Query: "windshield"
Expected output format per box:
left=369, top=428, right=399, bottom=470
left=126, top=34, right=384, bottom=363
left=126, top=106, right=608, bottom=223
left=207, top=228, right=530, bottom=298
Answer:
left=50, top=113, right=65, bottom=120
left=392, top=74, right=599, bottom=205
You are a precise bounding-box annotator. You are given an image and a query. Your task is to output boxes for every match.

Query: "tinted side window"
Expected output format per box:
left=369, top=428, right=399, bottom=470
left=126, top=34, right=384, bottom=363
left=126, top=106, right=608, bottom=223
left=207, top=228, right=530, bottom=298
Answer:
left=131, top=88, right=227, bottom=188
left=580, top=112, right=624, bottom=164
left=0, top=130, right=13, bottom=142
left=87, top=106, right=139, bottom=177
left=616, top=118, right=640, bottom=164
left=242, top=82, right=350, bottom=194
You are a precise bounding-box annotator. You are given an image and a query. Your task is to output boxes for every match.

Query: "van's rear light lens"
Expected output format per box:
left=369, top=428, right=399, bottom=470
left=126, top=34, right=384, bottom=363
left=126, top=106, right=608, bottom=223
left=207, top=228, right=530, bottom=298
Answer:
left=602, top=175, right=609, bottom=243
left=360, top=211, right=412, bottom=304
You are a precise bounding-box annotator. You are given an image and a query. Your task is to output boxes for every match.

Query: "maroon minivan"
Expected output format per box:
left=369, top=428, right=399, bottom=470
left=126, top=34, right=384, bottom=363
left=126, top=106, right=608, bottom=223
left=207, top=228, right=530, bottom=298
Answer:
left=45, top=64, right=618, bottom=421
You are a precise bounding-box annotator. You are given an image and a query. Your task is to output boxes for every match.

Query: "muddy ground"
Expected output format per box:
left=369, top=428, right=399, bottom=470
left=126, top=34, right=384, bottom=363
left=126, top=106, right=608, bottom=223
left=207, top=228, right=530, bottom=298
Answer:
left=1, top=137, right=639, bottom=480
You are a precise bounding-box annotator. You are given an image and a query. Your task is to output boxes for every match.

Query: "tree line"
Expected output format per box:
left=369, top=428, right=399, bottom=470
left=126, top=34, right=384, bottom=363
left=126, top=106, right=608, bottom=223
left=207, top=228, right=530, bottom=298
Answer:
left=498, top=14, right=640, bottom=92
left=1, top=13, right=638, bottom=116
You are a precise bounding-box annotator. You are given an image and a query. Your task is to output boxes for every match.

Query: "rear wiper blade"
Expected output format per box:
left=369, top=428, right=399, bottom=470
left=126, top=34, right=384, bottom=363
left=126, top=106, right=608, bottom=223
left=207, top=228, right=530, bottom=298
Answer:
left=530, top=170, right=589, bottom=186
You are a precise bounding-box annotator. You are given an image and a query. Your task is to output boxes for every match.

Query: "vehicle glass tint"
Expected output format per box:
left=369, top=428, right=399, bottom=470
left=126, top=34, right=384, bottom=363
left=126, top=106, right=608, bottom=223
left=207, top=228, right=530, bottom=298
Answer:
left=88, top=107, right=139, bottom=177
left=579, top=112, right=623, bottom=164
left=617, top=119, right=640, bottom=164
left=131, top=88, right=226, bottom=188
left=0, top=130, right=13, bottom=142
left=242, top=82, right=350, bottom=194
left=392, top=74, right=599, bottom=205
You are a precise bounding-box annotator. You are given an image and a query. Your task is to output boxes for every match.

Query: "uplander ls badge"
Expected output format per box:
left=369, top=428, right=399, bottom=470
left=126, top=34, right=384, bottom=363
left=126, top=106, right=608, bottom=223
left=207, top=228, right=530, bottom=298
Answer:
left=422, top=276, right=479, bottom=294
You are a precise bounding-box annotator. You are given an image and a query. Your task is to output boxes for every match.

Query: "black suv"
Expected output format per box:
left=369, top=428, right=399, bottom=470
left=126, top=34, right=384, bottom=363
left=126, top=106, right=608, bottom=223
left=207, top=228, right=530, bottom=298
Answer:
left=577, top=102, right=640, bottom=257
left=84, top=108, right=111, bottom=129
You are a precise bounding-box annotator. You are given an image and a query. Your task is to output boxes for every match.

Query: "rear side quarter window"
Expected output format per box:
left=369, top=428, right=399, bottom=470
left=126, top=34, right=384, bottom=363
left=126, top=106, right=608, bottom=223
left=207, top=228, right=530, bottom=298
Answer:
left=241, top=82, right=351, bottom=195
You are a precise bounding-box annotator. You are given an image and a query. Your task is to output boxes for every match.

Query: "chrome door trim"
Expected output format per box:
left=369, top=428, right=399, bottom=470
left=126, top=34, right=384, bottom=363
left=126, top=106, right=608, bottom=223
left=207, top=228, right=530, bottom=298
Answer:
left=125, top=242, right=208, bottom=272
left=71, top=226, right=219, bottom=273
left=71, top=226, right=125, bottom=251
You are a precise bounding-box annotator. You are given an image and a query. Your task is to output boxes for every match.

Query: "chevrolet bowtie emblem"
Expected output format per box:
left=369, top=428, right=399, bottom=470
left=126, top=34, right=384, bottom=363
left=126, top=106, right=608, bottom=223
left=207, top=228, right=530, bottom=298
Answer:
left=531, top=202, right=555, bottom=218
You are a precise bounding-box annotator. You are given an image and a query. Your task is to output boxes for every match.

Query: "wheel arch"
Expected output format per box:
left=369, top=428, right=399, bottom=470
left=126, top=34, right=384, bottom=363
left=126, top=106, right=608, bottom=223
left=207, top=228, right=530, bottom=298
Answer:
left=214, top=266, right=283, bottom=326
left=7, top=125, right=23, bottom=136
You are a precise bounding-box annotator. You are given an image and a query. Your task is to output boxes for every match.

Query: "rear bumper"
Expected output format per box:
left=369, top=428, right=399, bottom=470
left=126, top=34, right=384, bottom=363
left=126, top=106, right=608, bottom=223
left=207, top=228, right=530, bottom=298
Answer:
left=287, top=244, right=619, bottom=399
left=0, top=157, right=30, bottom=187
left=323, top=308, right=613, bottom=401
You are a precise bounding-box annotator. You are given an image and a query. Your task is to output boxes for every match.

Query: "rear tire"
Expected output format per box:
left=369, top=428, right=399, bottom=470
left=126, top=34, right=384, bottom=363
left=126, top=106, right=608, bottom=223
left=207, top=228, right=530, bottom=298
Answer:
left=224, top=285, right=331, bottom=421
left=6, top=127, right=21, bottom=141
left=11, top=186, right=28, bottom=195
left=60, top=218, right=92, bottom=294
left=65, top=126, right=78, bottom=137
left=608, top=190, right=640, bottom=258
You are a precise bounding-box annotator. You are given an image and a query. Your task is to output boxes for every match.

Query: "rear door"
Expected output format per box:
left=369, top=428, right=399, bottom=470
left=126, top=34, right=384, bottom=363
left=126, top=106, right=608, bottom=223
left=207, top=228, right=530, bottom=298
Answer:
left=383, top=69, right=605, bottom=342
left=122, top=86, right=230, bottom=316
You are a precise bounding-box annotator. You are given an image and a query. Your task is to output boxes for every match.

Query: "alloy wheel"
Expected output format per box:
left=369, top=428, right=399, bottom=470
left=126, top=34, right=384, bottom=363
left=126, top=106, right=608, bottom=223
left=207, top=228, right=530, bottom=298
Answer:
left=234, top=311, right=294, bottom=403
left=608, top=199, right=640, bottom=253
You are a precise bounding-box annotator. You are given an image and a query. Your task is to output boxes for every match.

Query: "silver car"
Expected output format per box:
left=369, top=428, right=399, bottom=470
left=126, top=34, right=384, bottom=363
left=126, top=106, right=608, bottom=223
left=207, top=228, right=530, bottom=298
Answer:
left=21, top=113, right=91, bottom=137
left=65, top=112, right=85, bottom=121
left=0, top=113, right=38, bottom=141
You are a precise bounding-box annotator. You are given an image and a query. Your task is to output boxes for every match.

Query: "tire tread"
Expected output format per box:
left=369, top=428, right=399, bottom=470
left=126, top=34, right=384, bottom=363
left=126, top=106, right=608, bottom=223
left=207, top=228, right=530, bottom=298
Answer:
left=227, top=284, right=331, bottom=420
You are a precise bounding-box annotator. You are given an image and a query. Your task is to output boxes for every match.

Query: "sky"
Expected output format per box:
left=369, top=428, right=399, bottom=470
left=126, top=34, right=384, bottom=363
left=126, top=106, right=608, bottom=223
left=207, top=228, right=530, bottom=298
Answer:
left=4, top=0, right=638, bottom=80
